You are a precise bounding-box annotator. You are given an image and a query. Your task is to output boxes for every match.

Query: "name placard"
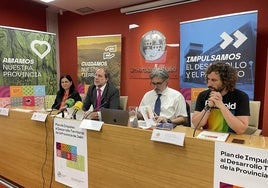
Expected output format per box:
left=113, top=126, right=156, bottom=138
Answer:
left=151, top=129, right=185, bottom=146
left=31, top=112, right=48, bottom=122
left=0, top=107, right=9, bottom=116
left=80, top=119, right=103, bottom=131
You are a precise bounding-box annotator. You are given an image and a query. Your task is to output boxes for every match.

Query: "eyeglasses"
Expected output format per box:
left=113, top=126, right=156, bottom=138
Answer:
left=151, top=80, right=165, bottom=86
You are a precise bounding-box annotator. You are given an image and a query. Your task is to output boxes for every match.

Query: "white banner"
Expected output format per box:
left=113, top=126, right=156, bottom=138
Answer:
left=54, top=117, right=88, bottom=188
left=214, top=141, right=267, bottom=188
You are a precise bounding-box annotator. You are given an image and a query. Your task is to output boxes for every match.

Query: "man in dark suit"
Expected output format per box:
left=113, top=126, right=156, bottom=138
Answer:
left=83, top=68, right=120, bottom=120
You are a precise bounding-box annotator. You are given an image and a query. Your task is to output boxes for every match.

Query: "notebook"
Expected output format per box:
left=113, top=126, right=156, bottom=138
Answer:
left=101, top=108, right=129, bottom=126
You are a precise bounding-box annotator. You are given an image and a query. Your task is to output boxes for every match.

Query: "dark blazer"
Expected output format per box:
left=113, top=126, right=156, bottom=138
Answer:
left=83, top=82, right=120, bottom=111
left=52, top=90, right=82, bottom=110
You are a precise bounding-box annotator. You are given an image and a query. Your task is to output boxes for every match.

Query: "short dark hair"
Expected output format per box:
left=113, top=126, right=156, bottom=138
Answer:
left=205, top=62, right=237, bottom=91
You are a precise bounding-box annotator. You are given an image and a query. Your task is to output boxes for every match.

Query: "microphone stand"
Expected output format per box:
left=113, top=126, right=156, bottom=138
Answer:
left=56, top=108, right=66, bottom=117
left=73, top=112, right=77, bottom=120
left=83, top=101, right=107, bottom=120
left=82, top=110, right=92, bottom=120
left=193, top=105, right=211, bottom=137
left=71, top=101, right=83, bottom=120
left=193, top=89, right=213, bottom=137
left=61, top=110, right=65, bottom=118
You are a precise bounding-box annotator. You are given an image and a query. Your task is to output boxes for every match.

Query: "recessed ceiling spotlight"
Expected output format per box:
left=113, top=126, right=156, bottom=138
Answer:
left=129, top=24, right=139, bottom=30
left=40, top=0, right=55, bottom=3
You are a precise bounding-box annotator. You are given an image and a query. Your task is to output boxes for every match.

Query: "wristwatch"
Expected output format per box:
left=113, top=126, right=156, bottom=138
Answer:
left=167, top=119, right=172, bottom=123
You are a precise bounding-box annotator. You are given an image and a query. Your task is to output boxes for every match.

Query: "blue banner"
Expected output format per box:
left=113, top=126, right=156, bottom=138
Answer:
left=180, top=11, right=258, bottom=100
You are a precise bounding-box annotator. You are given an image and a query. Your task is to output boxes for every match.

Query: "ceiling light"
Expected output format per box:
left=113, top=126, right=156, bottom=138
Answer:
left=120, top=0, right=199, bottom=15
left=129, top=24, right=140, bottom=30
left=167, top=43, right=180, bottom=47
left=40, top=0, right=55, bottom=3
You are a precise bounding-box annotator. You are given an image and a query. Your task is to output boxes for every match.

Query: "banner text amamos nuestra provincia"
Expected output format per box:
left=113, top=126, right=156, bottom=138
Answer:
left=0, top=26, right=57, bottom=95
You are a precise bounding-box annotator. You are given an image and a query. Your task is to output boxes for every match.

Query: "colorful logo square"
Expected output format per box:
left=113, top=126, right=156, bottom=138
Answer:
left=10, top=86, right=23, bottom=97
left=23, top=86, right=34, bottom=96
left=23, top=96, right=35, bottom=106
left=0, top=86, right=10, bottom=97
left=34, top=96, right=45, bottom=108
left=10, top=97, right=23, bottom=106
left=34, top=85, right=46, bottom=96
left=0, top=97, right=11, bottom=107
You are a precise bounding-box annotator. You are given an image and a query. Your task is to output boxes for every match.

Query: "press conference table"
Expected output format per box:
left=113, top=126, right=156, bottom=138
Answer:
left=0, top=109, right=267, bottom=188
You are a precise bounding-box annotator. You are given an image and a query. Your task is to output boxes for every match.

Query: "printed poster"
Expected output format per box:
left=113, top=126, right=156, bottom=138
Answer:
left=214, top=141, right=268, bottom=188
left=77, top=34, right=122, bottom=94
left=180, top=11, right=258, bottom=101
left=54, top=117, right=88, bottom=188
left=0, top=25, right=57, bottom=107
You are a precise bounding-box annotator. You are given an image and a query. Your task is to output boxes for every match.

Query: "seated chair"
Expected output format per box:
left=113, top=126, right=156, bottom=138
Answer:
left=119, top=96, right=128, bottom=110
left=244, top=101, right=262, bottom=135
left=184, top=101, right=191, bottom=127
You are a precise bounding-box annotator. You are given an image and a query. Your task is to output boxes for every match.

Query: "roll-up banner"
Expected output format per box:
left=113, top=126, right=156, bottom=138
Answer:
left=179, top=11, right=258, bottom=106
left=0, top=25, right=57, bottom=108
left=77, top=34, right=122, bottom=95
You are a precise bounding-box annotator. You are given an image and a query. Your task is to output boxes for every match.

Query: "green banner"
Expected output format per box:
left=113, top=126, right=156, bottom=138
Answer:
left=77, top=34, right=122, bottom=94
left=0, top=26, right=57, bottom=107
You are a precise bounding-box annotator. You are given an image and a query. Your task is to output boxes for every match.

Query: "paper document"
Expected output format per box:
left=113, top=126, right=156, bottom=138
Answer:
left=197, top=130, right=229, bottom=142
left=139, top=105, right=156, bottom=128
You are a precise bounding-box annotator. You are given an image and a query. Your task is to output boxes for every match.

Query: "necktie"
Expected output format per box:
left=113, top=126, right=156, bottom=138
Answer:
left=96, top=88, right=102, bottom=111
left=154, top=94, right=161, bottom=116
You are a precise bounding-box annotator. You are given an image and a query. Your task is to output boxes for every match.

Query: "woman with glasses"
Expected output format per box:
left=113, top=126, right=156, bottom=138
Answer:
left=138, top=67, right=188, bottom=126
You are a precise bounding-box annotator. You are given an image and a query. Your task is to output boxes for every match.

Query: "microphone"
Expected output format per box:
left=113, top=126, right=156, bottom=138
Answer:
left=3, top=99, right=31, bottom=108
left=202, top=87, right=222, bottom=112
left=82, top=101, right=107, bottom=120
left=57, top=98, right=75, bottom=114
left=71, top=101, right=83, bottom=119
left=204, top=89, right=212, bottom=111
left=53, top=93, right=76, bottom=110
left=204, top=104, right=211, bottom=112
